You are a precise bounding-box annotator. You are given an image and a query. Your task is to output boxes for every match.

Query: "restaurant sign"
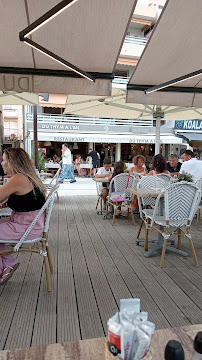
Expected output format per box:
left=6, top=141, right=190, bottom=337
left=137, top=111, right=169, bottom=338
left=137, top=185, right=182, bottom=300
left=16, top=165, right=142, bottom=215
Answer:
left=175, top=120, right=202, bottom=131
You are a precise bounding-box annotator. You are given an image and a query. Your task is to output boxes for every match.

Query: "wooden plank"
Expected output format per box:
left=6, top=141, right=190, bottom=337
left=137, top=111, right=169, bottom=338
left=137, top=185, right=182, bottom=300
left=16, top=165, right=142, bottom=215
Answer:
left=65, top=196, right=104, bottom=339
left=73, top=196, right=120, bottom=335
left=31, top=199, right=59, bottom=347
left=57, top=196, right=81, bottom=343
left=84, top=197, right=171, bottom=329
left=0, top=252, right=34, bottom=349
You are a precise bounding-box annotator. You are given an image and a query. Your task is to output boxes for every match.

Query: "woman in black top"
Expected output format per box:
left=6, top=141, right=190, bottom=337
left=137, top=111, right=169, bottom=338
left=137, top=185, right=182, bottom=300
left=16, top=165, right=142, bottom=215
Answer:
left=0, top=148, right=46, bottom=285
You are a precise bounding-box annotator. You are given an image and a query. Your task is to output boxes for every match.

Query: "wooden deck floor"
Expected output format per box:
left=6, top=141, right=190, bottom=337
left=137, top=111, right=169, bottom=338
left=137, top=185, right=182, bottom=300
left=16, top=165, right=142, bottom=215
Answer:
left=1, top=195, right=202, bottom=350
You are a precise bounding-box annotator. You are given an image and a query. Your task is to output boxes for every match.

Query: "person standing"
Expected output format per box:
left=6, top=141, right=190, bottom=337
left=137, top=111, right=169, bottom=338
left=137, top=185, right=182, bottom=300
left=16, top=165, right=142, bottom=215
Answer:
left=59, top=143, right=76, bottom=183
left=88, top=148, right=100, bottom=177
left=179, top=149, right=202, bottom=181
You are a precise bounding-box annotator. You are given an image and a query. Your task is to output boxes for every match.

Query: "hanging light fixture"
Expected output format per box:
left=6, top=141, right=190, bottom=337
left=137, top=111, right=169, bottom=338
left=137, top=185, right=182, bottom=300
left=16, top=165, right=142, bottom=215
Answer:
left=73, top=142, right=79, bottom=150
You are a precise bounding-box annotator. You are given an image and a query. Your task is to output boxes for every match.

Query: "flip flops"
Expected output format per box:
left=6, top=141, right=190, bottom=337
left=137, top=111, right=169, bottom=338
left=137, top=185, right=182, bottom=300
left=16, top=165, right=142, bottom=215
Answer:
left=0, top=262, right=20, bottom=285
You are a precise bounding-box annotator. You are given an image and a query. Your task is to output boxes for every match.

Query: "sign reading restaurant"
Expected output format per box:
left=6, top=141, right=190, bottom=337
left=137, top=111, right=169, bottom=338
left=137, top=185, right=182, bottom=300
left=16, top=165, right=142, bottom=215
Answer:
left=175, top=120, right=202, bottom=131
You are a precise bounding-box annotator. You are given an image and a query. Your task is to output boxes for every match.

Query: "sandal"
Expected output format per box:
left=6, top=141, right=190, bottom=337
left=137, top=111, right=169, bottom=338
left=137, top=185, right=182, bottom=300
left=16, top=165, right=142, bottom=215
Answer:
left=0, top=262, right=20, bottom=285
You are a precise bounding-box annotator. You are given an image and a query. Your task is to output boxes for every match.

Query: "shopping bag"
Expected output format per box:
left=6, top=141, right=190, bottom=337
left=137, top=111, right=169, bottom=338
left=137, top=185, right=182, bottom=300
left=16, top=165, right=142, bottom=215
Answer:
left=111, top=191, right=126, bottom=203
left=111, top=174, right=131, bottom=203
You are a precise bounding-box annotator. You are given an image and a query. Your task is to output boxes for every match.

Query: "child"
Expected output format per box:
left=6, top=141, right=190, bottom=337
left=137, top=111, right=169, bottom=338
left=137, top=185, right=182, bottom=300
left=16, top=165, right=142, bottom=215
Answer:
left=95, top=158, right=113, bottom=209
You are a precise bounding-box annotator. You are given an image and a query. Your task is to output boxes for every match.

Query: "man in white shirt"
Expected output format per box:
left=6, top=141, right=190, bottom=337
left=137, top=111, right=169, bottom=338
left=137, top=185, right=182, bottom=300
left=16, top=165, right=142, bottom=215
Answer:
left=179, top=150, right=202, bottom=181
left=59, top=143, right=76, bottom=183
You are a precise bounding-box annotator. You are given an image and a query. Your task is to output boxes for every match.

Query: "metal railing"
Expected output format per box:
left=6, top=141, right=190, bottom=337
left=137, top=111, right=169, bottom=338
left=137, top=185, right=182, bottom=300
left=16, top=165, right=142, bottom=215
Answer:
left=27, top=113, right=153, bottom=127
left=124, top=35, right=148, bottom=46
left=113, top=76, right=129, bottom=85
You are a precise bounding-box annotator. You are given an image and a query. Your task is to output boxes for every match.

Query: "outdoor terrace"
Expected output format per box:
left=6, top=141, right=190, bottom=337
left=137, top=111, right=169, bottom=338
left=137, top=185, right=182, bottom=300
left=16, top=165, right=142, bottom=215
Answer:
left=1, top=180, right=202, bottom=351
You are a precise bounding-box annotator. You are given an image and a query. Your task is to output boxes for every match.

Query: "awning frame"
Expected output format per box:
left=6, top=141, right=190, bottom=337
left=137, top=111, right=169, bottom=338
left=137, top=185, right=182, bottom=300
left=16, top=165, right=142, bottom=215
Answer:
left=0, top=66, right=114, bottom=80
left=19, top=0, right=95, bottom=82
left=127, top=84, right=202, bottom=94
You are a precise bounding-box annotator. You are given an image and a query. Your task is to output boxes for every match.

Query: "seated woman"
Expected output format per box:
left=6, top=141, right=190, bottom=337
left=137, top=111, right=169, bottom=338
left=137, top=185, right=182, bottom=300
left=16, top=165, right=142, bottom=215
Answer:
left=129, top=155, right=148, bottom=177
left=148, top=154, right=170, bottom=176
left=75, top=154, right=83, bottom=176
left=0, top=148, right=46, bottom=285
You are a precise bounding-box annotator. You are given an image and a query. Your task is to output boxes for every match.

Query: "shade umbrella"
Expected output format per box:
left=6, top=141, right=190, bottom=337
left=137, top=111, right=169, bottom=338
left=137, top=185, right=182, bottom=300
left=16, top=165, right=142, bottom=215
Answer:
left=0, top=92, right=38, bottom=105
left=0, top=0, right=137, bottom=96
left=126, top=0, right=202, bottom=153
left=64, top=88, right=202, bottom=151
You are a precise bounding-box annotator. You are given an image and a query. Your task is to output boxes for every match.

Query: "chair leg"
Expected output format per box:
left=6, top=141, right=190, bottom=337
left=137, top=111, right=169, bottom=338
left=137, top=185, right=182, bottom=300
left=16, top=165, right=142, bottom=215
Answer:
left=137, top=219, right=144, bottom=239
left=42, top=242, right=51, bottom=291
left=177, top=229, right=182, bottom=250
left=106, top=204, right=108, bottom=219
left=46, top=246, right=53, bottom=273
left=96, top=197, right=100, bottom=210
left=100, top=196, right=102, bottom=211
left=197, top=208, right=200, bottom=225
left=144, top=218, right=150, bottom=251
left=160, top=238, right=167, bottom=268
left=43, top=233, right=53, bottom=273
left=187, top=229, right=198, bottom=266
left=56, top=191, right=59, bottom=201
left=112, top=207, right=116, bottom=226
left=130, top=208, right=135, bottom=225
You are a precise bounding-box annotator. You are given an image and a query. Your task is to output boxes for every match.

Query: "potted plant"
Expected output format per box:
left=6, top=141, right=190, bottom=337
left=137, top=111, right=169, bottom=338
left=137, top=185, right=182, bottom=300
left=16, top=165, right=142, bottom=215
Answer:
left=31, top=152, right=46, bottom=173
left=176, top=172, right=194, bottom=182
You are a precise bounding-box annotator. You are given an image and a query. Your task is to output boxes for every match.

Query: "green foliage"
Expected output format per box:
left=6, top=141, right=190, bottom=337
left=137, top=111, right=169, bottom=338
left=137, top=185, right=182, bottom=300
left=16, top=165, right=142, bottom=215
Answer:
left=124, top=163, right=129, bottom=173
left=176, top=172, right=193, bottom=183
left=31, top=152, right=46, bottom=173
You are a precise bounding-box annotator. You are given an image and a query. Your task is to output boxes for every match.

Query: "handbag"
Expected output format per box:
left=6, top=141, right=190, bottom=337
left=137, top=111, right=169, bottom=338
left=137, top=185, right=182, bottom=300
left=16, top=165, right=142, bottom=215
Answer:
left=111, top=174, right=130, bottom=203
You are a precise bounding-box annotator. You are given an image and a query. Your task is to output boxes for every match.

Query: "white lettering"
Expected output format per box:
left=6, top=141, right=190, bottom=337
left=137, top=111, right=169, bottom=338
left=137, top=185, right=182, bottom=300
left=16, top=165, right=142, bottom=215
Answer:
left=183, top=120, right=188, bottom=129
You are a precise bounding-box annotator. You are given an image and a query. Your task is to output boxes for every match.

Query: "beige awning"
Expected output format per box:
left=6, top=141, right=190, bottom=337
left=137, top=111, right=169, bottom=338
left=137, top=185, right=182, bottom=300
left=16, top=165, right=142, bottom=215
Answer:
left=0, top=91, right=38, bottom=105
left=64, top=89, right=151, bottom=119
left=0, top=0, right=137, bottom=96
left=127, top=0, right=202, bottom=107
left=64, top=88, right=202, bottom=121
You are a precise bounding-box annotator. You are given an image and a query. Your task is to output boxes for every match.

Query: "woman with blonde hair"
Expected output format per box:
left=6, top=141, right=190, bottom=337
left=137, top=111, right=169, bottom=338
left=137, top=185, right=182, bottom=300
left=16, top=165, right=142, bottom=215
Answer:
left=129, top=155, right=147, bottom=177
left=0, top=148, right=46, bottom=285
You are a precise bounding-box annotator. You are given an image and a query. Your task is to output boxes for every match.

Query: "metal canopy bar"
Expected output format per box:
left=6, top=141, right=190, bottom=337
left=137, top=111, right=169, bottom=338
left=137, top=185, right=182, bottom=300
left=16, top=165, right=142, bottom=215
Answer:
left=144, top=68, right=202, bottom=94
left=127, top=84, right=202, bottom=94
left=0, top=67, right=113, bottom=79
left=20, top=38, right=95, bottom=82
left=19, top=0, right=78, bottom=39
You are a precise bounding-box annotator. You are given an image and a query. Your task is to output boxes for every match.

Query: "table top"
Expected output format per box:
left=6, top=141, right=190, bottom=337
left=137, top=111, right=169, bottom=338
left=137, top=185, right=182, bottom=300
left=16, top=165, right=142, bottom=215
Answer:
left=127, top=187, right=163, bottom=197
left=80, top=164, right=93, bottom=169
left=0, top=324, right=200, bottom=360
left=93, top=177, right=110, bottom=183
left=44, top=163, right=60, bottom=169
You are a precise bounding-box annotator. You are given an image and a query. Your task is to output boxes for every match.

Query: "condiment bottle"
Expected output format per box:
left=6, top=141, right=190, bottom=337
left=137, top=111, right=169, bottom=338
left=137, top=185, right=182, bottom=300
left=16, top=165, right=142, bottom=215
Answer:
left=191, top=332, right=202, bottom=359
left=165, top=340, right=185, bottom=360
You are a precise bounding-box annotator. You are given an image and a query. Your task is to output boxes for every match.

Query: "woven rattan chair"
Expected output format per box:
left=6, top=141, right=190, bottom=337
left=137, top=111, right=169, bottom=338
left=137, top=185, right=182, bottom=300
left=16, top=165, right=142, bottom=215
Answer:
left=195, top=178, right=202, bottom=224
left=106, top=173, right=137, bottom=225
left=0, top=184, right=59, bottom=291
left=137, top=174, right=173, bottom=241
left=44, top=166, right=61, bottom=200
left=143, top=182, right=201, bottom=267
left=95, top=181, right=103, bottom=214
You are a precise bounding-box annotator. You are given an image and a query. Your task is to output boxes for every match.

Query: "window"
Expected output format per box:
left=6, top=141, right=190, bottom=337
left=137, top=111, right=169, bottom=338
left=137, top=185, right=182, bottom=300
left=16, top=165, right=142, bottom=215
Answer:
left=4, top=120, right=18, bottom=137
